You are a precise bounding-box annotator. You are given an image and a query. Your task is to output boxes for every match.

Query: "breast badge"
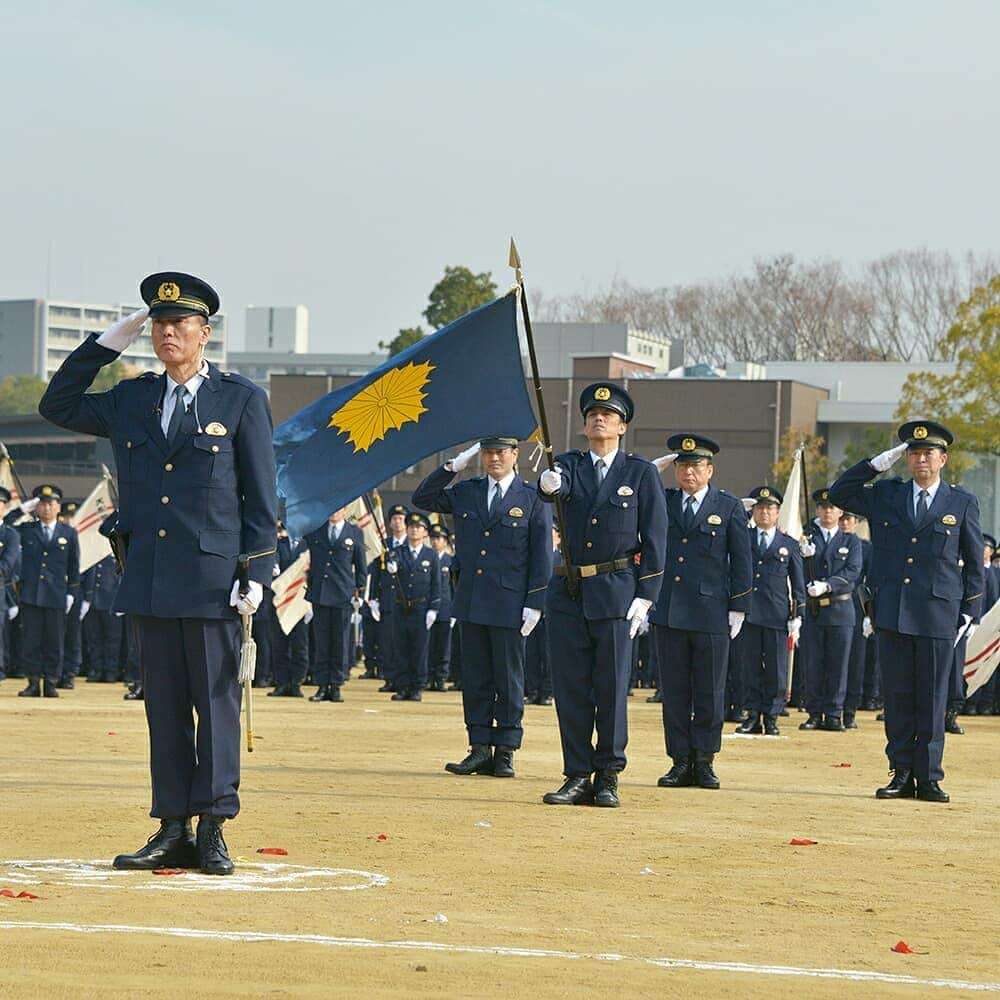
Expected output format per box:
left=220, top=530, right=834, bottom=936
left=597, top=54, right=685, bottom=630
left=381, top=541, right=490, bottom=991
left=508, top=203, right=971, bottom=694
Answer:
left=508, top=507, right=524, bottom=517
left=706, top=514, right=722, bottom=525
left=941, top=514, right=957, bottom=525
left=205, top=422, right=227, bottom=436
left=617, top=486, right=634, bottom=496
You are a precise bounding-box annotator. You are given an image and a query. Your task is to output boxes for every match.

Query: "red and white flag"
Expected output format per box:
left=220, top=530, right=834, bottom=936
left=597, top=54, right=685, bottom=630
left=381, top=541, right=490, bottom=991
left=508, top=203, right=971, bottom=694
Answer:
left=70, top=468, right=116, bottom=573
left=344, top=493, right=385, bottom=566
left=964, top=600, right=1000, bottom=697
left=273, top=550, right=311, bottom=635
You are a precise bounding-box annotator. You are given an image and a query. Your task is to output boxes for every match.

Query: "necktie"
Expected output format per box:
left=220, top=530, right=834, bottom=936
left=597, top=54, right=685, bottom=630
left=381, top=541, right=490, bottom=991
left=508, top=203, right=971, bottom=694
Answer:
left=916, top=489, right=929, bottom=523
left=44, top=525, right=52, bottom=543
left=595, top=459, right=606, bottom=485
left=682, top=495, right=695, bottom=530
left=758, top=530, right=766, bottom=551
left=328, top=523, right=336, bottom=544
left=488, top=482, right=501, bottom=515
left=166, top=384, right=187, bottom=444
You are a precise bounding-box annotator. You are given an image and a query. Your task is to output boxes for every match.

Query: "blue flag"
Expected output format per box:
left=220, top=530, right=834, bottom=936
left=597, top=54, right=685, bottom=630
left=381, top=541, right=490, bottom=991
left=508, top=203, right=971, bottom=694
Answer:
left=274, top=292, right=537, bottom=536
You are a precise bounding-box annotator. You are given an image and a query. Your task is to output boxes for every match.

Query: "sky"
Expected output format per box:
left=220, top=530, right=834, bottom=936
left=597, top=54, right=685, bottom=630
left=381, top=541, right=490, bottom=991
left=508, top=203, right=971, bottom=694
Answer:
left=2, top=1, right=998, bottom=353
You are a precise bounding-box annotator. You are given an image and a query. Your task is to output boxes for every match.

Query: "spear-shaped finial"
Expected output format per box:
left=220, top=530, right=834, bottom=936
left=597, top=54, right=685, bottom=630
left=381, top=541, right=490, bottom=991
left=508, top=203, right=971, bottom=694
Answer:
left=508, top=237, right=523, bottom=284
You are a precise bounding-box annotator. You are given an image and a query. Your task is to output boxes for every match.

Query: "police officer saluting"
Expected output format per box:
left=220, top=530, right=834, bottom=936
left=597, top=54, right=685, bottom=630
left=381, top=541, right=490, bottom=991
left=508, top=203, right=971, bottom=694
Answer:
left=537, top=384, right=667, bottom=807
left=651, top=435, right=752, bottom=790
left=830, top=421, right=984, bottom=802
left=734, top=487, right=805, bottom=736
left=16, top=485, right=79, bottom=697
left=414, top=436, right=552, bottom=777
left=39, top=271, right=277, bottom=872
left=0, top=487, right=21, bottom=683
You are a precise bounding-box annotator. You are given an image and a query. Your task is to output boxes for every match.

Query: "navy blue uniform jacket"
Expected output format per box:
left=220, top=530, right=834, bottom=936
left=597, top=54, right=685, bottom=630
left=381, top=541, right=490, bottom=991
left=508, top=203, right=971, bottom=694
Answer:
left=747, top=528, right=806, bottom=630
left=830, top=461, right=984, bottom=639
left=539, top=450, right=667, bottom=620
left=82, top=554, right=120, bottom=612
left=304, top=522, right=367, bottom=606
left=18, top=520, right=80, bottom=607
left=39, top=336, right=277, bottom=618
left=0, top=523, right=21, bottom=610
left=803, top=525, right=862, bottom=627
left=650, top=485, right=752, bottom=634
left=413, top=467, right=552, bottom=629
left=372, top=544, right=441, bottom=614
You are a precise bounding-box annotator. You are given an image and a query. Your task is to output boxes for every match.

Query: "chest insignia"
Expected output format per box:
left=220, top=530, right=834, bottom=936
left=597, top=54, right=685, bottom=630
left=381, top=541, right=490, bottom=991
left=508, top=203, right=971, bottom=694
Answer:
left=778, top=547, right=788, bottom=556
left=838, top=546, right=849, bottom=555
left=58, top=536, right=68, bottom=545
left=706, top=514, right=722, bottom=525
left=508, top=506, right=524, bottom=517
left=421, top=559, right=430, bottom=567
left=942, top=514, right=957, bottom=526
left=344, top=537, right=354, bottom=546
left=617, top=486, right=634, bottom=497
left=205, top=422, right=227, bottom=437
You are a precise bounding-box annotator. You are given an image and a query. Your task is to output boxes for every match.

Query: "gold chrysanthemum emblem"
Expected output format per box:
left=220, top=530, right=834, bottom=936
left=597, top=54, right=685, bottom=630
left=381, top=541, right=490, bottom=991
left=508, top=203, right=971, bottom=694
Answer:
left=328, top=361, right=434, bottom=453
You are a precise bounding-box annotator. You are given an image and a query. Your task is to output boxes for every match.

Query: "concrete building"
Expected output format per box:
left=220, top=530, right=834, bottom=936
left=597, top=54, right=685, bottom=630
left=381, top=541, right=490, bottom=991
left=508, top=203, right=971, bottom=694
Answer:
left=245, top=305, right=309, bottom=353
left=531, top=322, right=676, bottom=377
left=224, top=351, right=388, bottom=392
left=0, top=298, right=227, bottom=381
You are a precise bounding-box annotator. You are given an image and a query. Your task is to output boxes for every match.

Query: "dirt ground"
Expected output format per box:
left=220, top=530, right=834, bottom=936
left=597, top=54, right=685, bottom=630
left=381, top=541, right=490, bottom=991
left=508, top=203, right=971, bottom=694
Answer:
left=1, top=671, right=997, bottom=999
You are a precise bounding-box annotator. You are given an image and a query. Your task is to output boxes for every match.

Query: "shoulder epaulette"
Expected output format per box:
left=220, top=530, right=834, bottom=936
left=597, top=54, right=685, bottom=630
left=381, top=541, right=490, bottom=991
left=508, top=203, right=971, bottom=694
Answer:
left=133, top=371, right=157, bottom=381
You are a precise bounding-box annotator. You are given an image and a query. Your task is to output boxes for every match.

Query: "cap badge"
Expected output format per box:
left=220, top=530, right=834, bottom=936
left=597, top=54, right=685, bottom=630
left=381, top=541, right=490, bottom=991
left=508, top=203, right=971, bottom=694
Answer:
left=205, top=422, right=227, bottom=436
left=942, top=514, right=957, bottom=525
left=594, top=386, right=611, bottom=401
left=913, top=425, right=928, bottom=439
left=681, top=438, right=696, bottom=452
left=158, top=281, right=181, bottom=302
left=42, top=486, right=53, bottom=496
left=617, top=486, right=634, bottom=496
left=760, top=488, right=770, bottom=498
left=508, top=506, right=524, bottom=517
left=821, top=490, right=829, bottom=500
left=707, top=514, right=722, bottom=525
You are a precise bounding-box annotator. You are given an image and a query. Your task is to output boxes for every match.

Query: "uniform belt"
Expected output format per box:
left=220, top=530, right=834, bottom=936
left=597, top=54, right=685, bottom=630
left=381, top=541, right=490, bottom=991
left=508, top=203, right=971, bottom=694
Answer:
left=807, top=593, right=852, bottom=611
left=555, top=557, right=632, bottom=578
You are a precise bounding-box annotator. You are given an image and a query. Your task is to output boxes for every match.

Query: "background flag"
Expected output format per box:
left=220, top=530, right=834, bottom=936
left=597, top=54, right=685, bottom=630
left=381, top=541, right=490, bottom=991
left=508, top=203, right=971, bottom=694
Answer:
left=964, top=602, right=1000, bottom=697
left=273, top=550, right=311, bottom=635
left=345, top=494, right=385, bottom=566
left=778, top=447, right=804, bottom=539
left=70, top=466, right=116, bottom=572
left=274, top=292, right=536, bottom=537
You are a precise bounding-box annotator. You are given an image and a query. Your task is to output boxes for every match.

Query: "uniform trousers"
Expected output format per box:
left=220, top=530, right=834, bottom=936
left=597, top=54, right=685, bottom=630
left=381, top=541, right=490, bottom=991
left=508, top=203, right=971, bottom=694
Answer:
left=459, top=622, right=524, bottom=747
left=845, top=621, right=867, bottom=713
left=134, top=616, right=242, bottom=819
left=947, top=636, right=967, bottom=711
left=312, top=604, right=351, bottom=686
left=862, top=636, right=881, bottom=703
left=547, top=605, right=632, bottom=776
left=394, top=608, right=430, bottom=693
left=380, top=609, right=401, bottom=687
left=122, top=615, right=141, bottom=685
left=361, top=610, right=381, bottom=676
left=803, top=623, right=853, bottom=717
left=83, top=609, right=123, bottom=679
left=21, top=604, right=66, bottom=682
left=63, top=606, right=83, bottom=677
left=273, top=620, right=309, bottom=686
left=877, top=630, right=953, bottom=781
left=427, top=619, right=452, bottom=684
left=524, top=616, right=552, bottom=698
left=655, top=625, right=729, bottom=759
left=737, top=622, right=788, bottom=717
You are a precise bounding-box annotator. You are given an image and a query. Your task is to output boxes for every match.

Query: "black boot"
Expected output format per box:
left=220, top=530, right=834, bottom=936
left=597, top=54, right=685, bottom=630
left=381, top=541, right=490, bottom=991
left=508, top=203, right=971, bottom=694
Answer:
left=646, top=690, right=662, bottom=703
left=593, top=769, right=620, bottom=808
left=326, top=686, right=343, bottom=702
left=287, top=683, right=304, bottom=698
left=56, top=675, right=75, bottom=690
left=18, top=679, right=41, bottom=698
left=763, top=715, right=780, bottom=736
left=657, top=756, right=693, bottom=788
left=916, top=779, right=949, bottom=803
left=843, top=711, right=858, bottom=729
left=542, top=776, right=594, bottom=805
left=735, top=713, right=763, bottom=734
left=268, top=684, right=290, bottom=697
left=42, top=679, right=60, bottom=698
left=124, top=684, right=144, bottom=701
left=309, top=685, right=328, bottom=702
left=875, top=769, right=915, bottom=799
left=492, top=748, right=515, bottom=778
left=197, top=815, right=234, bottom=876
left=445, top=744, right=493, bottom=775
left=391, top=689, right=408, bottom=701
left=693, top=752, right=720, bottom=789
left=113, top=818, right=198, bottom=870
left=821, top=715, right=845, bottom=732
left=945, top=709, right=964, bottom=735
left=798, top=714, right=822, bottom=730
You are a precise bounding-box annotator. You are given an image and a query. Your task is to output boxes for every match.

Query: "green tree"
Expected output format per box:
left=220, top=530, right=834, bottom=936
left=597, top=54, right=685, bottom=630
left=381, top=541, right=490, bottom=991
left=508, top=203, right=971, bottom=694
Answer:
left=423, top=266, right=497, bottom=330
left=835, top=425, right=896, bottom=476
left=88, top=359, right=139, bottom=392
left=0, top=374, right=46, bottom=415
left=379, top=326, right=426, bottom=357
left=771, top=425, right=830, bottom=495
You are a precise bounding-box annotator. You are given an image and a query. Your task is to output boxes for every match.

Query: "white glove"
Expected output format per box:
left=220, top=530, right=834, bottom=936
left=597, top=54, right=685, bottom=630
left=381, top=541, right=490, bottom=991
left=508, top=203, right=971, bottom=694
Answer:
left=870, top=442, right=908, bottom=473
left=728, top=610, right=745, bottom=639
left=626, top=597, right=653, bottom=639
left=449, top=617, right=456, bottom=629
left=350, top=595, right=363, bottom=611
left=520, top=607, right=542, bottom=637
left=787, top=617, right=802, bottom=646
left=447, top=442, right=481, bottom=473
left=386, top=560, right=398, bottom=575
left=741, top=497, right=756, bottom=512
left=539, top=467, right=562, bottom=495
left=954, top=613, right=972, bottom=647
left=80, top=600, right=91, bottom=620
left=964, top=623, right=979, bottom=644
left=807, top=580, right=831, bottom=598
left=96, top=307, right=149, bottom=353
left=7, top=605, right=18, bottom=620
left=862, top=616, right=874, bottom=638
left=368, top=599, right=380, bottom=622
left=636, top=616, right=650, bottom=636
left=652, top=453, right=679, bottom=472
left=115, top=611, right=125, bottom=617
left=799, top=539, right=816, bottom=558
left=65, top=594, right=74, bottom=613
left=350, top=611, right=361, bottom=626
left=18, top=497, right=40, bottom=515
left=425, top=609, right=438, bottom=629
left=229, top=579, right=263, bottom=615
left=272, top=564, right=280, bottom=578
left=304, top=606, right=314, bottom=625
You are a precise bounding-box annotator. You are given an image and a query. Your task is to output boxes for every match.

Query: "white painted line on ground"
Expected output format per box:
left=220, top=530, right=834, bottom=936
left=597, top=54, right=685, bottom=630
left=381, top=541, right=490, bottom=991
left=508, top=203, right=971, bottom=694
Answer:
left=0, top=921, right=997, bottom=992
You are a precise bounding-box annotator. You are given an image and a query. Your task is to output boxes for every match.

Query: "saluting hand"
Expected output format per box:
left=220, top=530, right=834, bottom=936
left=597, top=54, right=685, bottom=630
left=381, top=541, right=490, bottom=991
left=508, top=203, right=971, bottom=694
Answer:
left=651, top=453, right=679, bottom=472
left=447, top=442, right=481, bottom=473
left=96, top=307, right=149, bottom=354
left=870, top=442, right=908, bottom=473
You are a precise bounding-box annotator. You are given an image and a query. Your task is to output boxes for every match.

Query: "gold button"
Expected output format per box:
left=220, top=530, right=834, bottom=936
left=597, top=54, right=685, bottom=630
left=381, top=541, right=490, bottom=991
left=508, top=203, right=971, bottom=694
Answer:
left=161, top=496, right=169, bottom=504
left=586, top=541, right=593, bottom=548
left=906, top=557, right=913, bottom=564
left=158, top=529, right=166, bottom=538
left=164, top=463, right=173, bottom=471
left=483, top=531, right=490, bottom=537
left=591, top=518, right=598, bottom=525
left=476, top=568, right=483, bottom=575
left=480, top=549, right=486, bottom=556
left=211, top=445, right=219, bottom=453
left=911, top=537, right=917, bottom=543
left=674, top=575, right=681, bottom=582
left=903, top=577, right=910, bottom=584
left=678, top=556, right=684, bottom=563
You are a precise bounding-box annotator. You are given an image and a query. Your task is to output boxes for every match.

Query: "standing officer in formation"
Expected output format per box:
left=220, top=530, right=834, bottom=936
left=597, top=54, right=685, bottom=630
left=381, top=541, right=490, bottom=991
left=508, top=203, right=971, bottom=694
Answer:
left=414, top=436, right=552, bottom=777
left=837, top=509, right=871, bottom=729
left=57, top=499, right=84, bottom=688
left=0, top=487, right=21, bottom=682
left=966, top=532, right=999, bottom=714
left=524, top=526, right=562, bottom=707
left=80, top=553, right=122, bottom=683
left=797, top=488, right=863, bottom=732
left=16, top=485, right=80, bottom=698
left=734, top=486, right=804, bottom=736
left=268, top=521, right=309, bottom=698
left=830, top=421, right=983, bottom=802
left=537, top=384, right=666, bottom=807
left=651, top=435, right=752, bottom=790
left=303, top=506, right=366, bottom=703
left=369, top=503, right=409, bottom=694
left=40, top=271, right=277, bottom=873
left=425, top=523, right=455, bottom=692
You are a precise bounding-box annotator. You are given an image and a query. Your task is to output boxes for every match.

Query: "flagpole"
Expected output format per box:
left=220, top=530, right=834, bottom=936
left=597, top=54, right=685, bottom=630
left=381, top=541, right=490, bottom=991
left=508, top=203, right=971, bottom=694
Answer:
left=0, top=442, right=30, bottom=505
left=509, top=238, right=578, bottom=596
left=360, top=490, right=407, bottom=611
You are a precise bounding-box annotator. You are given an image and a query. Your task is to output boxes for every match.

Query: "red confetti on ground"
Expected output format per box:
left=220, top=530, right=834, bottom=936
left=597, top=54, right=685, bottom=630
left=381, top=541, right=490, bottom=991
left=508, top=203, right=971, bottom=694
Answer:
left=832, top=762, right=852, bottom=767
left=0, top=889, right=39, bottom=899
left=256, top=848, right=288, bottom=856
left=152, top=869, right=186, bottom=876
left=789, top=838, right=818, bottom=846
left=107, top=731, right=117, bottom=736
left=376, top=834, right=388, bottom=841
left=891, top=940, right=927, bottom=954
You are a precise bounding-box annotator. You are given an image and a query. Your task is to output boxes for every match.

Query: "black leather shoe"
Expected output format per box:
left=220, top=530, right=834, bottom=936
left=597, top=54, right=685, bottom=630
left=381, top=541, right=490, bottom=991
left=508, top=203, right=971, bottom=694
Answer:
left=875, top=711, right=884, bottom=721
left=916, top=780, right=949, bottom=803
left=430, top=679, right=446, bottom=692
left=693, top=753, right=720, bottom=789
left=18, top=680, right=40, bottom=698
left=42, top=680, right=59, bottom=698
left=657, top=757, right=693, bottom=788
left=876, top=769, right=915, bottom=799
left=124, top=685, right=144, bottom=701
left=763, top=715, right=780, bottom=736
left=197, top=816, right=234, bottom=875
left=724, top=708, right=745, bottom=724
left=56, top=676, right=75, bottom=690
left=492, top=748, right=515, bottom=778
left=944, top=709, right=964, bottom=735
left=445, top=744, right=493, bottom=775
left=735, top=713, right=763, bottom=734
left=778, top=707, right=790, bottom=716
left=822, top=715, right=845, bottom=732
left=309, top=686, right=328, bottom=702
left=113, top=818, right=198, bottom=870
left=799, top=715, right=822, bottom=730
left=360, top=669, right=377, bottom=680
left=593, top=769, right=620, bottom=808
left=446, top=682, right=462, bottom=692
left=287, top=684, right=304, bottom=697
left=268, top=684, right=290, bottom=697
left=646, top=691, right=662, bottom=703
left=543, top=776, right=594, bottom=805
left=843, top=711, right=858, bottom=729
left=404, top=690, right=422, bottom=702
left=537, top=695, right=553, bottom=706
left=326, top=686, right=343, bottom=702
left=378, top=682, right=395, bottom=693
